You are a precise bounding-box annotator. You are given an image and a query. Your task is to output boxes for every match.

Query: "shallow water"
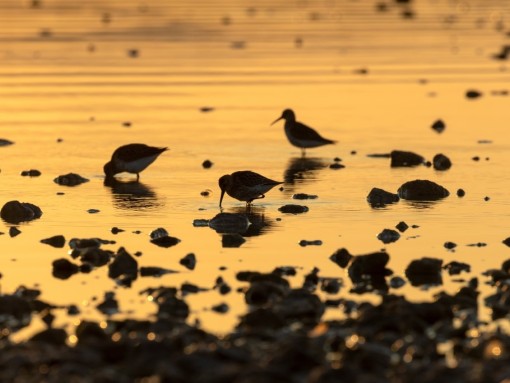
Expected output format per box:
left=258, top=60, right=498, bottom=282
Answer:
left=0, top=0, right=510, bottom=340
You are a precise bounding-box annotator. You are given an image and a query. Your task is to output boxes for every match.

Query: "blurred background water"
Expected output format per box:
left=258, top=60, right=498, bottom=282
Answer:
left=0, top=0, right=509, bottom=340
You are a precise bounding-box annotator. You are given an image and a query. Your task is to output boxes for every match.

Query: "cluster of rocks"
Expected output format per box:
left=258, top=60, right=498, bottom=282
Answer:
left=2, top=245, right=510, bottom=382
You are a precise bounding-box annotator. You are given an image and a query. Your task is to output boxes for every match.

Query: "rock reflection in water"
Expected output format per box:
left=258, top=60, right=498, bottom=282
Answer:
left=209, top=207, right=274, bottom=237
left=283, top=157, right=328, bottom=193
left=104, top=179, right=162, bottom=211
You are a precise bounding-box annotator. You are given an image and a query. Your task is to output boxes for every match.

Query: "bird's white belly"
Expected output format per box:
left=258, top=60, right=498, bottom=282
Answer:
left=122, top=154, right=159, bottom=173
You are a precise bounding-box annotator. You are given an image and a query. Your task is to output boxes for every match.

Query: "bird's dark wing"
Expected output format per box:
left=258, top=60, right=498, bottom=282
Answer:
left=114, top=144, right=168, bottom=162
left=234, top=171, right=282, bottom=186
left=292, top=122, right=335, bottom=143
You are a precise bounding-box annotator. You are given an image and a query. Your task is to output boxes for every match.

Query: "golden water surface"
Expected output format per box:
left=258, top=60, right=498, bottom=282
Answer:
left=0, top=0, right=510, bottom=340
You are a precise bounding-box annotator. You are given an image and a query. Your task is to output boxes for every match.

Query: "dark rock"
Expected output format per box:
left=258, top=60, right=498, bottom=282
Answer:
left=366, top=153, right=391, bottom=158
left=503, top=237, right=510, bottom=247
left=292, top=193, right=318, bottom=200
left=20, top=169, right=41, bottom=177
left=329, top=163, right=345, bottom=169
left=443, top=261, right=470, bottom=275
left=273, top=266, right=298, bottom=277
left=433, top=153, right=452, bottom=171
left=0, top=295, right=32, bottom=331
left=273, top=288, right=325, bottom=327
left=389, top=276, right=406, bottom=289
left=348, top=251, right=391, bottom=293
left=140, top=266, right=178, bottom=277
left=180, top=253, right=196, bottom=270
left=278, top=204, right=309, bottom=214
left=209, top=213, right=250, bottom=234
left=320, top=278, right=342, bottom=294
left=149, top=228, right=180, bottom=248
left=466, top=89, right=482, bottom=99
left=222, top=233, right=246, bottom=248
left=366, top=188, right=400, bottom=207
left=111, top=226, right=124, bottom=234
left=202, top=160, right=213, bottom=168
left=299, top=240, right=323, bottom=247
left=80, top=248, right=113, bottom=267
left=390, top=150, right=424, bottom=167
left=52, top=258, right=79, bottom=279
left=405, top=257, right=443, bottom=286
left=237, top=308, right=286, bottom=331
left=40, top=235, right=66, bottom=248
left=53, top=173, right=89, bottom=186
left=75, top=320, right=109, bottom=344
left=457, top=188, right=466, bottom=197
left=398, top=179, right=449, bottom=201
left=200, top=106, right=214, bottom=113
left=431, top=119, right=446, bottom=133
left=0, top=138, right=14, bottom=146
left=96, top=292, right=119, bottom=315
left=30, top=328, right=67, bottom=346
left=211, top=303, right=229, bottom=313
left=1, top=200, right=43, bottom=224
left=444, top=241, right=457, bottom=250
left=108, top=247, right=138, bottom=282
left=244, top=273, right=290, bottom=306
left=395, top=221, right=409, bottom=232
left=9, top=226, right=21, bottom=237
left=329, top=248, right=353, bottom=268
left=377, top=229, right=400, bottom=244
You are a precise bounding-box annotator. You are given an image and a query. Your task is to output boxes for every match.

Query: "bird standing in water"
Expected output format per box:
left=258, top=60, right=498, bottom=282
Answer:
left=104, top=144, right=168, bottom=181
left=218, top=171, right=282, bottom=208
left=271, top=109, right=336, bottom=156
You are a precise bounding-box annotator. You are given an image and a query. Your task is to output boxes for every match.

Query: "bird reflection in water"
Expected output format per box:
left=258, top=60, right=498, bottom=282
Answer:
left=103, top=178, right=162, bottom=211
left=283, top=156, right=328, bottom=194
left=209, top=206, right=275, bottom=237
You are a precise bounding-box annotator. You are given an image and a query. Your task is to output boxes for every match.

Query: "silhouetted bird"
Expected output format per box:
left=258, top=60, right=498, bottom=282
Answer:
left=218, top=171, right=282, bottom=207
left=272, top=109, right=335, bottom=155
left=104, top=144, right=168, bottom=181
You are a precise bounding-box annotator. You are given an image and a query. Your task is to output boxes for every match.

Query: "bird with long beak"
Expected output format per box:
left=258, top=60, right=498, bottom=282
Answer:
left=271, top=108, right=336, bottom=156
left=218, top=171, right=282, bottom=208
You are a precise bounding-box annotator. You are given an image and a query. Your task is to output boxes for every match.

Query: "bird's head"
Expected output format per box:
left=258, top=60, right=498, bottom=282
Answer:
left=218, top=174, right=233, bottom=207
left=271, top=108, right=295, bottom=125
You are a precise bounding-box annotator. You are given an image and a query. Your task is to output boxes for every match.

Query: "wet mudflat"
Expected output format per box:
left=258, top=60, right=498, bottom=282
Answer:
left=1, top=0, right=510, bottom=381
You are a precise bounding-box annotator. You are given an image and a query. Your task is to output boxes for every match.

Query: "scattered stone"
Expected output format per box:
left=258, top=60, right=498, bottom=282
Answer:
left=193, top=219, right=210, bottom=227
left=472, top=156, right=480, bottom=161
left=484, top=196, right=490, bottom=201
left=149, top=228, right=180, bottom=248
left=200, top=190, right=210, bottom=197
left=108, top=247, right=138, bottom=283
left=53, top=173, right=89, bottom=186
left=1, top=200, right=43, bottom=224
left=390, top=150, right=424, bottom=167
left=377, top=229, right=400, bottom=244
left=405, top=257, right=443, bottom=287
left=431, top=119, right=446, bottom=133
left=398, top=179, right=449, bottom=201
left=40, top=235, right=66, bottom=248
left=395, top=221, right=409, bottom=232
left=0, top=139, right=14, bottom=146
left=443, top=261, right=471, bottom=275
left=20, top=169, right=41, bottom=177
left=222, top=233, right=246, bottom=248
left=292, top=193, right=318, bottom=200
left=329, top=163, right=345, bottom=169
left=278, top=204, right=309, bottom=214
left=140, top=266, right=178, bottom=277
left=9, top=227, right=21, bottom=237
left=348, top=250, right=391, bottom=293
left=467, top=242, right=487, bottom=247
left=366, top=153, right=391, bottom=158
left=52, top=258, right=79, bottom=279
left=389, top=276, right=406, bottom=289
left=209, top=213, right=250, bottom=234
left=180, top=253, right=196, bottom=270
left=320, top=278, right=342, bottom=294
left=211, top=303, right=229, bottom=314
left=96, top=292, right=119, bottom=315
left=329, top=248, right=353, bottom=268
left=202, top=160, right=213, bottom=168
left=444, top=241, right=457, bottom=250
left=433, top=153, right=452, bottom=171
left=457, top=189, right=466, bottom=197
left=466, top=89, right=482, bottom=99
left=111, top=227, right=124, bottom=234
left=200, top=106, right=215, bottom=113
left=366, top=188, right=399, bottom=207
left=87, top=209, right=100, bottom=214
left=299, top=240, right=323, bottom=247
left=503, top=237, right=510, bottom=247
left=30, top=328, right=68, bottom=346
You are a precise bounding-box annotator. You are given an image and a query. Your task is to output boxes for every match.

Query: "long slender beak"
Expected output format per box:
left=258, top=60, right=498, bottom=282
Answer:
left=219, top=189, right=226, bottom=208
left=271, top=116, right=283, bottom=126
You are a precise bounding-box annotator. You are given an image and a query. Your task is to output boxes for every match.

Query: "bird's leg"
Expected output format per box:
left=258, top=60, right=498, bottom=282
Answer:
left=136, top=173, right=140, bottom=182
left=301, top=148, right=306, bottom=157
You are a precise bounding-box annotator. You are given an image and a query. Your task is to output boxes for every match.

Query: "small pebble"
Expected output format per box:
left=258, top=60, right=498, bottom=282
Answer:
left=20, top=169, right=41, bottom=177
left=329, top=163, right=345, bottom=169
left=484, top=196, right=490, bottom=201
left=444, top=241, right=457, bottom=250
left=111, top=227, right=124, bottom=234
left=202, top=160, right=213, bottom=169
left=457, top=189, right=466, bottom=197
left=299, top=240, right=323, bottom=247
left=87, top=209, right=100, bottom=214
left=395, top=221, right=409, bottom=232
left=9, top=227, right=21, bottom=237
